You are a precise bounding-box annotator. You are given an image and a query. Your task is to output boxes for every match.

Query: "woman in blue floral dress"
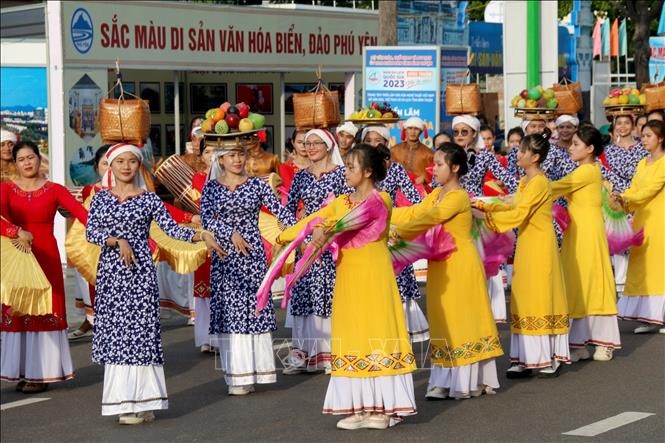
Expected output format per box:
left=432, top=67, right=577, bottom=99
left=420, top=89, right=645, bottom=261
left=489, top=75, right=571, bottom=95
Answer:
left=201, top=142, right=295, bottom=396
left=283, top=129, right=348, bottom=374
left=87, top=144, right=222, bottom=425
left=600, top=114, right=648, bottom=296
left=361, top=125, right=429, bottom=343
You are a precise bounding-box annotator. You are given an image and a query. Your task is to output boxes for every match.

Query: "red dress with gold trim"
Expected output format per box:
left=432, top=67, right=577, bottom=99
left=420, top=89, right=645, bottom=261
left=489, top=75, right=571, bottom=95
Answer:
left=192, top=172, right=210, bottom=297
left=1, top=181, right=88, bottom=332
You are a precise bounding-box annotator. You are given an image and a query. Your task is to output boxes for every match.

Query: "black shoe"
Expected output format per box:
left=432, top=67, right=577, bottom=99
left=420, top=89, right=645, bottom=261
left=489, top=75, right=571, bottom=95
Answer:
left=505, top=365, right=533, bottom=379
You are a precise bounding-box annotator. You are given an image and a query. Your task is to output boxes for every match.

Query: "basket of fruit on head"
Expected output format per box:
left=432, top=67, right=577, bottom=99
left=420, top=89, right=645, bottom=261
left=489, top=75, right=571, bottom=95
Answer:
left=603, top=88, right=646, bottom=118
left=347, top=102, right=400, bottom=124
left=510, top=85, right=559, bottom=120
left=200, top=101, right=266, bottom=137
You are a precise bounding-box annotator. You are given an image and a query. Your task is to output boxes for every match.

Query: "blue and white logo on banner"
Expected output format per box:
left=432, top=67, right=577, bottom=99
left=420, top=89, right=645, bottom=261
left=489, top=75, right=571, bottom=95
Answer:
left=71, top=8, right=93, bottom=55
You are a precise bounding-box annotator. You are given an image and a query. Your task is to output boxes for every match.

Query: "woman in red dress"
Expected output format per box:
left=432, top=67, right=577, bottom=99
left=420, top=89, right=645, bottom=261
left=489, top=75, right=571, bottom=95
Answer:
left=1, top=141, right=88, bottom=393
left=277, top=130, right=310, bottom=207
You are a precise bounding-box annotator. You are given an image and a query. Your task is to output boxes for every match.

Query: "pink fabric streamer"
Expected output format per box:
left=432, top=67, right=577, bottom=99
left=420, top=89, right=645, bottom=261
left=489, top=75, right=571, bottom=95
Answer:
left=282, top=190, right=388, bottom=308
left=552, top=203, right=571, bottom=232
left=255, top=216, right=323, bottom=314
left=389, top=224, right=456, bottom=274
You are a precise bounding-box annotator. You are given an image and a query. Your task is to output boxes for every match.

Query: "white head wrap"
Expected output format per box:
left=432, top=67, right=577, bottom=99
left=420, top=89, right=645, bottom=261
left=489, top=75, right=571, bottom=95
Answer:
left=1, top=129, right=18, bottom=144
left=555, top=115, right=579, bottom=127
left=452, top=115, right=483, bottom=150
left=102, top=143, right=147, bottom=190
left=361, top=125, right=392, bottom=147
left=207, top=146, right=246, bottom=182
left=521, top=118, right=547, bottom=133
left=403, top=117, right=425, bottom=130
left=336, top=122, right=359, bottom=138
left=191, top=126, right=203, bottom=138
left=305, top=129, right=344, bottom=166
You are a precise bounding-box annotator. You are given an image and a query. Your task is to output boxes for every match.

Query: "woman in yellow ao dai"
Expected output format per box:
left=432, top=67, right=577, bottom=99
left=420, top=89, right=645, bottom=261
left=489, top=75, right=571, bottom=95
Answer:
left=278, top=145, right=416, bottom=431
left=614, top=120, right=665, bottom=334
left=392, top=143, right=503, bottom=400
left=550, top=126, right=620, bottom=363
left=475, top=129, right=569, bottom=378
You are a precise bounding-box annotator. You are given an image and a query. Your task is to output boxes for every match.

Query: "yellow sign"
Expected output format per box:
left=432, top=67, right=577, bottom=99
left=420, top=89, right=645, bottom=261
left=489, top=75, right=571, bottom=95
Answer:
left=63, top=1, right=378, bottom=72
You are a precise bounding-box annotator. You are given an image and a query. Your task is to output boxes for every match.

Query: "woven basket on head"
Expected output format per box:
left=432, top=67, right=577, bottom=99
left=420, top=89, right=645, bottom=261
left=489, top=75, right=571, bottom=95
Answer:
left=293, top=67, right=340, bottom=130
left=552, top=78, right=582, bottom=115
left=642, top=82, right=665, bottom=113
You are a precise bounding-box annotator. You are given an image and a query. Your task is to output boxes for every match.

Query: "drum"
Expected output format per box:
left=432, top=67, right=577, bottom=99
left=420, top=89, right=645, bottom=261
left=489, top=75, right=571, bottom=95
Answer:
left=155, top=155, right=200, bottom=214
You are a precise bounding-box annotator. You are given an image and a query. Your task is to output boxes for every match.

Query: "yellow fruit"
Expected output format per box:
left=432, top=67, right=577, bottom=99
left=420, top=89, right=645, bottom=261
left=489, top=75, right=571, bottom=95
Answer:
left=618, top=95, right=629, bottom=104
left=639, top=94, right=647, bottom=104
left=609, top=97, right=619, bottom=106
left=526, top=99, right=538, bottom=108
left=603, top=97, right=611, bottom=106
left=631, top=89, right=640, bottom=96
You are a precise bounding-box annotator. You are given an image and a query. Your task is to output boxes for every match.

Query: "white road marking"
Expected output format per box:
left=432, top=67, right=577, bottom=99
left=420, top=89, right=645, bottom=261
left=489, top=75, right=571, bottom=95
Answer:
left=272, top=340, right=292, bottom=351
left=562, top=412, right=655, bottom=436
left=1, top=397, right=51, bottom=411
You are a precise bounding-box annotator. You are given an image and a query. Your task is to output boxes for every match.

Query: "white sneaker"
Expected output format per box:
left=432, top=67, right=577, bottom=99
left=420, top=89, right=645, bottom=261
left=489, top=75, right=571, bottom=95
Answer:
left=200, top=344, right=211, bottom=353
left=660, top=328, right=665, bottom=334
left=362, top=414, right=390, bottom=430
left=336, top=414, right=366, bottom=430
left=593, top=346, right=614, bottom=361
left=425, top=387, right=448, bottom=400
left=634, top=324, right=659, bottom=334
left=118, top=413, right=144, bottom=425
left=187, top=317, right=195, bottom=326
left=537, top=359, right=562, bottom=378
left=228, top=385, right=253, bottom=396
left=570, top=347, right=591, bottom=362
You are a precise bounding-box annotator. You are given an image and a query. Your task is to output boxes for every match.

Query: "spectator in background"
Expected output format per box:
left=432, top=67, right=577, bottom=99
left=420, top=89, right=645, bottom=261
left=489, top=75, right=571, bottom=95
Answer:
left=1, top=129, right=18, bottom=182
left=432, top=131, right=452, bottom=149
left=647, top=109, right=664, bottom=122
left=634, top=115, right=648, bottom=139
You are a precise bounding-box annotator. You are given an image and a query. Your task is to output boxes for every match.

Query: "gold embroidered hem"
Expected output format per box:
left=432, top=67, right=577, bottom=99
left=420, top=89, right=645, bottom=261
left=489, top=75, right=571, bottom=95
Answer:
left=430, top=335, right=503, bottom=367
left=510, top=314, right=570, bottom=335
left=331, top=352, right=417, bottom=378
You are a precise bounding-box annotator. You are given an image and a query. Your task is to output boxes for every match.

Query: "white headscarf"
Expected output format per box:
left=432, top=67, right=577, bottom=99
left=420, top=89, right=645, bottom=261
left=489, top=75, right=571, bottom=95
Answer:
left=206, top=146, right=247, bottom=183
left=361, top=125, right=392, bottom=147
left=336, top=122, right=359, bottom=138
left=102, top=143, right=147, bottom=190
left=1, top=129, right=18, bottom=144
left=521, top=118, right=547, bottom=133
left=555, top=115, right=580, bottom=127
left=305, top=129, right=344, bottom=166
left=452, top=115, right=484, bottom=150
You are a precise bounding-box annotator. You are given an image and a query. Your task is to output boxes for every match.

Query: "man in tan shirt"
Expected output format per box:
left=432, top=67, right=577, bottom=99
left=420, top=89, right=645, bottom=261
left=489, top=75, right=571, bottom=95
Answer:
left=390, top=117, right=434, bottom=188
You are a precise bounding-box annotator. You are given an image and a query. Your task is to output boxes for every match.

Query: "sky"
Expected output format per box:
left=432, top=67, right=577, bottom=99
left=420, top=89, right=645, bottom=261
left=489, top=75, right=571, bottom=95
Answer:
left=0, top=67, right=48, bottom=109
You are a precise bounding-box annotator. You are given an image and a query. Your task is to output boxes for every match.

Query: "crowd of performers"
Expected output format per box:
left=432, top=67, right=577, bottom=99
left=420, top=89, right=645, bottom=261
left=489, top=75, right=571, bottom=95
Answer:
left=0, top=104, right=663, bottom=429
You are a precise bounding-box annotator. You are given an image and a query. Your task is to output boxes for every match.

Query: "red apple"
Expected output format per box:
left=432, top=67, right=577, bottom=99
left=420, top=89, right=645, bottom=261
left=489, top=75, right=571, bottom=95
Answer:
left=237, top=103, right=250, bottom=118
left=520, top=89, right=529, bottom=99
left=225, top=113, right=240, bottom=129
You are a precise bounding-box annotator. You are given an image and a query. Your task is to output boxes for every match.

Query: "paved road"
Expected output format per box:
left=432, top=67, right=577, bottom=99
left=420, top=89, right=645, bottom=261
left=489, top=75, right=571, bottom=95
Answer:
left=1, top=276, right=663, bottom=442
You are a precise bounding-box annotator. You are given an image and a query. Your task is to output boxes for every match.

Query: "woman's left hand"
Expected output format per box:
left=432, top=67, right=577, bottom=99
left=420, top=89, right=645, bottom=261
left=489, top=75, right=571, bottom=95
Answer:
left=311, top=227, right=327, bottom=249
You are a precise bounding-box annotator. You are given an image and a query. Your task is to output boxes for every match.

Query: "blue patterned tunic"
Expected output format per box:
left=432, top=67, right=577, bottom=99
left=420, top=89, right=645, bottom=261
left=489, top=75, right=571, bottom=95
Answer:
left=286, top=167, right=350, bottom=317
left=201, top=177, right=295, bottom=335
left=461, top=150, right=519, bottom=196
left=378, top=162, right=421, bottom=302
left=601, top=142, right=648, bottom=192
left=87, top=191, right=196, bottom=366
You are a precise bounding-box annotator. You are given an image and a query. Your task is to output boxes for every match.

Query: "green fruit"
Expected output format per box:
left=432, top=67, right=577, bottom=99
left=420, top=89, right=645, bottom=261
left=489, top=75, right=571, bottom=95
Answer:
left=528, top=87, right=541, bottom=100
left=628, top=94, right=640, bottom=105
left=205, top=108, right=218, bottom=120
left=248, top=112, right=265, bottom=129
left=546, top=98, right=558, bottom=109
left=542, top=89, right=555, bottom=100
left=215, top=120, right=230, bottom=134
left=367, top=109, right=381, bottom=118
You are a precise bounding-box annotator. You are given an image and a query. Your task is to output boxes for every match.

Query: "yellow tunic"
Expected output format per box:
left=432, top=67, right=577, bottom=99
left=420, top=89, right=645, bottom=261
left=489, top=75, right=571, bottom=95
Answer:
left=483, top=174, right=569, bottom=336
left=621, top=156, right=665, bottom=297
left=551, top=164, right=617, bottom=318
left=278, top=192, right=416, bottom=378
left=393, top=188, right=503, bottom=368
